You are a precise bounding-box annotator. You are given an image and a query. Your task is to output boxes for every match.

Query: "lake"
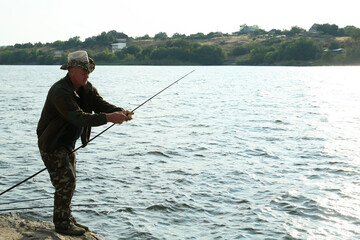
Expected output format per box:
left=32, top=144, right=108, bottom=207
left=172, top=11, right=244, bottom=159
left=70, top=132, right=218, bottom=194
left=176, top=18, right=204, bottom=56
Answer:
left=0, top=65, right=359, bottom=239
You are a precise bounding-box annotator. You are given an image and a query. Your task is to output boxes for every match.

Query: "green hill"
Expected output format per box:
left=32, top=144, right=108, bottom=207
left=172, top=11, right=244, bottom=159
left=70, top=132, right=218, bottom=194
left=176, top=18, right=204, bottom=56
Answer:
left=1, top=24, right=360, bottom=66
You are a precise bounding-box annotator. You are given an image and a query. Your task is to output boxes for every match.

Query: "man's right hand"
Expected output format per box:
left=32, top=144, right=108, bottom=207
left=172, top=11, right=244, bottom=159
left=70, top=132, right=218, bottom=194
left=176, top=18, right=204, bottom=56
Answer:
left=106, top=111, right=133, bottom=124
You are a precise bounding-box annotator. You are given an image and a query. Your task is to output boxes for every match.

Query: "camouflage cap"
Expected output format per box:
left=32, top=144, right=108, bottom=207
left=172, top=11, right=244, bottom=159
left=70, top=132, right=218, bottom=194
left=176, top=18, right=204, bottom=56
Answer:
left=60, top=50, right=95, bottom=73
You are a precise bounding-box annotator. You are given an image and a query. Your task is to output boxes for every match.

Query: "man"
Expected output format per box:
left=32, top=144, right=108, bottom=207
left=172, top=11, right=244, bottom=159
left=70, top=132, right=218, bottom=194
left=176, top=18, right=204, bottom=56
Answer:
left=37, top=50, right=133, bottom=236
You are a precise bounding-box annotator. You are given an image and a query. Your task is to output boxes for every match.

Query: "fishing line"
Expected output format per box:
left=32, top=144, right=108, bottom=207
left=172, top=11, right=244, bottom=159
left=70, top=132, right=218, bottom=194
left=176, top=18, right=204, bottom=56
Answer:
left=0, top=197, right=52, bottom=205
left=0, top=203, right=142, bottom=212
left=0, top=70, right=195, bottom=197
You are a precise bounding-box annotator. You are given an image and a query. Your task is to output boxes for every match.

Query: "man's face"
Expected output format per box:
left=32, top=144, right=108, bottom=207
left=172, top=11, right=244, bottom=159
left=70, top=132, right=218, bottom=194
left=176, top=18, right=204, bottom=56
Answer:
left=69, top=67, right=89, bottom=90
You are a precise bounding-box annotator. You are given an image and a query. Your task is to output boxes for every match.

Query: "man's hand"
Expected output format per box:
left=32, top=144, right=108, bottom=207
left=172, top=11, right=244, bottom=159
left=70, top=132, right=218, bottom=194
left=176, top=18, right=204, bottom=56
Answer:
left=106, top=110, right=134, bottom=124
left=122, top=110, right=134, bottom=119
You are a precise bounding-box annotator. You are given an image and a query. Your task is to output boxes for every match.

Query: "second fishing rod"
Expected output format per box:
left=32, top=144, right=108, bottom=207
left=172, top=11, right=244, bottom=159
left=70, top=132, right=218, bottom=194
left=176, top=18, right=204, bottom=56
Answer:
left=0, top=70, right=195, bottom=197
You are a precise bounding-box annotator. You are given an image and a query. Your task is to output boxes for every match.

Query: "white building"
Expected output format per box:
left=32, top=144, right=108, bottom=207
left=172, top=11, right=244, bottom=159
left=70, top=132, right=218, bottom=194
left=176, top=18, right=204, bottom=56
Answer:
left=111, top=39, right=126, bottom=53
left=54, top=50, right=64, bottom=58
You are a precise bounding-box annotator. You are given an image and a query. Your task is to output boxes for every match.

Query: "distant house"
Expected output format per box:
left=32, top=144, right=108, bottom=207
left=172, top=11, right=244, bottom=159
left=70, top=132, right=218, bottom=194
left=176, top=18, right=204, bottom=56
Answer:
left=309, top=24, right=320, bottom=34
left=54, top=50, right=64, bottom=58
left=111, top=39, right=126, bottom=53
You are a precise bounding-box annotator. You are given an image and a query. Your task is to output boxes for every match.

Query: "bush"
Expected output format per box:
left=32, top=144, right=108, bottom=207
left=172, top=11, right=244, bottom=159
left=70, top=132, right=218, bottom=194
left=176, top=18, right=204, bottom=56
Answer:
left=232, top=46, right=249, bottom=56
left=344, top=40, right=360, bottom=63
left=248, top=46, right=273, bottom=64
left=278, top=38, right=320, bottom=61
left=192, top=45, right=227, bottom=65
left=328, top=40, right=341, bottom=50
left=94, top=50, right=116, bottom=62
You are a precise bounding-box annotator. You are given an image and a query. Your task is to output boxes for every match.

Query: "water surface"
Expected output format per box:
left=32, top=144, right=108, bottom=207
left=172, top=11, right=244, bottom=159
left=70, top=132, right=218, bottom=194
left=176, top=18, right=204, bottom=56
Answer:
left=0, top=66, right=359, bottom=239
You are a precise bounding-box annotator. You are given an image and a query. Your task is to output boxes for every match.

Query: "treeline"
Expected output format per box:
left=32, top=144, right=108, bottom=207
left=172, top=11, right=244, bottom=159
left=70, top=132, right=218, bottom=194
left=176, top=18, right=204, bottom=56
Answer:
left=233, top=24, right=360, bottom=65
left=0, top=39, right=227, bottom=65
left=0, top=30, right=228, bottom=65
left=1, top=23, right=360, bottom=65
left=11, top=30, right=128, bottom=50
left=0, top=49, right=60, bottom=65
left=8, top=30, right=226, bottom=50
left=93, top=40, right=227, bottom=65
left=234, top=37, right=360, bottom=65
left=234, top=23, right=360, bottom=38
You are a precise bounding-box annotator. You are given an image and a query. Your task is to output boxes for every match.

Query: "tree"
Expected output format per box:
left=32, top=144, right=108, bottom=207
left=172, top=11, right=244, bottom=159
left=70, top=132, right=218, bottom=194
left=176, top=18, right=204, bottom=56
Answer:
left=141, top=46, right=156, bottom=59
left=343, top=38, right=360, bottom=63
left=206, top=32, right=223, bottom=38
left=232, top=45, right=249, bottom=56
left=65, top=36, right=81, bottom=49
left=188, top=32, right=206, bottom=39
left=36, top=50, right=55, bottom=64
left=172, top=33, right=186, bottom=39
left=234, top=24, right=263, bottom=36
left=316, top=24, right=339, bottom=36
left=264, top=51, right=277, bottom=64
left=192, top=45, right=227, bottom=65
left=268, top=29, right=282, bottom=36
left=280, top=38, right=320, bottom=61
left=166, top=39, right=191, bottom=48
left=123, top=45, right=142, bottom=56
left=52, top=40, right=65, bottom=49
left=328, top=40, right=341, bottom=50
left=337, top=28, right=345, bottom=37
left=288, top=26, right=306, bottom=36
left=14, top=42, right=33, bottom=49
left=344, top=26, right=357, bottom=36
left=248, top=46, right=273, bottom=64
left=95, top=31, right=117, bottom=46
left=252, top=28, right=267, bottom=37
left=136, top=34, right=151, bottom=40
left=83, top=37, right=96, bottom=48
left=350, top=28, right=360, bottom=40
left=154, top=32, right=168, bottom=40
left=150, top=47, right=168, bottom=60
left=34, top=42, right=43, bottom=48
left=95, top=49, right=116, bottom=62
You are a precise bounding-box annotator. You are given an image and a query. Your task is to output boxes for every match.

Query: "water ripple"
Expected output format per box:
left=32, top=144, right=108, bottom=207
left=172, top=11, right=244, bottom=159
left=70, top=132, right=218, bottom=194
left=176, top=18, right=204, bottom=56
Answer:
left=1, top=66, right=360, bottom=240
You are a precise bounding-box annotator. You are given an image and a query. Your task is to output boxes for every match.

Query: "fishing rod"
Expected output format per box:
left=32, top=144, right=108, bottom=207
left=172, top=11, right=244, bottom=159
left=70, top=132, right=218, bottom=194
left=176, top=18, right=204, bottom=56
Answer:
left=73, top=69, right=195, bottom=152
left=0, top=70, right=195, bottom=197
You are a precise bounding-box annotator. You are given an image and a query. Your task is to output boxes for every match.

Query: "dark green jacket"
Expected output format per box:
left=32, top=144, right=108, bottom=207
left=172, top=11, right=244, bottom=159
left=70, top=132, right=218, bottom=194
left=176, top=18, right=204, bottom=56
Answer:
left=37, top=74, right=123, bottom=152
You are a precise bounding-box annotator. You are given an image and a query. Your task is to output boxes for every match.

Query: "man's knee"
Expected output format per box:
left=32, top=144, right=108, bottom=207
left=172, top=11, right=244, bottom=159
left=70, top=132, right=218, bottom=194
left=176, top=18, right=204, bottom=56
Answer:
left=58, top=168, right=76, bottom=189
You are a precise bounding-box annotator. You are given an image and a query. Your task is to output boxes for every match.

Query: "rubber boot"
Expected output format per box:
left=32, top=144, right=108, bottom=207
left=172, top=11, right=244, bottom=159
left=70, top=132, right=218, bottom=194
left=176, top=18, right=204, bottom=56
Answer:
left=70, top=215, right=89, bottom=231
left=55, top=222, right=86, bottom=236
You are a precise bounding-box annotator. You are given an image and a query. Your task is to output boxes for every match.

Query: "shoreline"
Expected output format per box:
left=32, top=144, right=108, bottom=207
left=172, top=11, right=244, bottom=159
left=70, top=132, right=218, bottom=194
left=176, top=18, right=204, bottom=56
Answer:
left=0, top=213, right=106, bottom=240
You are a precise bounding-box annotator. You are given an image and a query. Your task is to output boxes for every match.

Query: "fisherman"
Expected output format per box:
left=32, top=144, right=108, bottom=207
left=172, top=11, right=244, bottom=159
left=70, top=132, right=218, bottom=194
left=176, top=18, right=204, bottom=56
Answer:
left=37, top=50, right=133, bottom=236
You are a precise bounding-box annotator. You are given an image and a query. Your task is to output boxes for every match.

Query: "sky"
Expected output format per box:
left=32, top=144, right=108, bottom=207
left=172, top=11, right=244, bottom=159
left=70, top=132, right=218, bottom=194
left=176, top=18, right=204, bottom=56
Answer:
left=1, top=0, right=359, bottom=46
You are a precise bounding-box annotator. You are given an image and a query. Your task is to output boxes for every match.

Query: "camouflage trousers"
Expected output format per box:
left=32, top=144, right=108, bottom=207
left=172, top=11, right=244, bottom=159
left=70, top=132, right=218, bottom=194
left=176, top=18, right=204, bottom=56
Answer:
left=39, top=146, right=76, bottom=228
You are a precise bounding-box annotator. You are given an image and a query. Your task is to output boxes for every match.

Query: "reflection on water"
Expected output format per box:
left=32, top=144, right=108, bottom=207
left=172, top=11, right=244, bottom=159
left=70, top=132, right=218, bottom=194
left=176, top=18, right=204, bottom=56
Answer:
left=0, top=66, right=359, bottom=240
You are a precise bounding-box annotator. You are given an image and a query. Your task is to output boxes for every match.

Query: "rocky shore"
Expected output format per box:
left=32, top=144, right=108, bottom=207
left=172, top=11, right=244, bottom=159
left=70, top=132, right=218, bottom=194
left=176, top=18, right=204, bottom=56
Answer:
left=0, top=213, right=105, bottom=240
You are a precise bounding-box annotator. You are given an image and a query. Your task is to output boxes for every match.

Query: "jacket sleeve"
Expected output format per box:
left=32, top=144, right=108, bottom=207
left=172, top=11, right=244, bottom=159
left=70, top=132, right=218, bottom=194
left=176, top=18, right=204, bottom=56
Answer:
left=52, top=92, right=107, bottom=127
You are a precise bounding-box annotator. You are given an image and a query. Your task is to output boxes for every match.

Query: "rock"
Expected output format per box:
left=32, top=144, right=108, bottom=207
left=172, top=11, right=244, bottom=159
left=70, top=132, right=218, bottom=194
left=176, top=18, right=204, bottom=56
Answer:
left=0, top=213, right=106, bottom=240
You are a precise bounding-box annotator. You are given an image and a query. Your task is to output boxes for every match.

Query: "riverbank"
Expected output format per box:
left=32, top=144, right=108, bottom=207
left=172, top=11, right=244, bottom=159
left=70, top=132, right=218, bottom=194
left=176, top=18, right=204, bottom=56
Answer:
left=2, top=29, right=359, bottom=66
left=0, top=213, right=105, bottom=240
